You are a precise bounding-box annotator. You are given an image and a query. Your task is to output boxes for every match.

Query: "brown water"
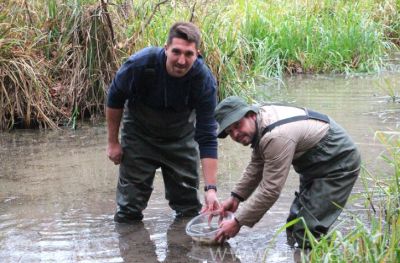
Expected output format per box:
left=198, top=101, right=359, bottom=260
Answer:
left=1, top=73, right=399, bottom=262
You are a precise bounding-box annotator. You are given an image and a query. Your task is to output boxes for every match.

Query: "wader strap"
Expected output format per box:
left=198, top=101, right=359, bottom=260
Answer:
left=136, top=48, right=159, bottom=101
left=262, top=108, right=330, bottom=136
left=144, top=48, right=158, bottom=75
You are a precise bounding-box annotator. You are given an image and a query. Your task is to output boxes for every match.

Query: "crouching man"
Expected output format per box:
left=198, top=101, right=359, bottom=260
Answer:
left=214, top=96, right=360, bottom=248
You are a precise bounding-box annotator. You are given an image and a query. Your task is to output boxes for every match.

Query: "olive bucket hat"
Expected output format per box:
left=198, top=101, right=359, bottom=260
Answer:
left=214, top=96, right=259, bottom=138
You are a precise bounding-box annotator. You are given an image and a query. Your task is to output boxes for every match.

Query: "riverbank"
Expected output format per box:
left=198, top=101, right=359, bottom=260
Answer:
left=1, top=0, right=399, bottom=129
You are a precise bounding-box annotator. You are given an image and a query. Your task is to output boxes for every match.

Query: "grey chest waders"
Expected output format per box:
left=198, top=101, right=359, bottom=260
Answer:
left=114, top=101, right=202, bottom=223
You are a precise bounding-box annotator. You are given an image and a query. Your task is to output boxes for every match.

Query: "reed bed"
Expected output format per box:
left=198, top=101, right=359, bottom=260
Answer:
left=46, top=1, right=119, bottom=128
left=0, top=1, right=62, bottom=129
left=1, top=0, right=117, bottom=129
left=0, top=0, right=399, bottom=129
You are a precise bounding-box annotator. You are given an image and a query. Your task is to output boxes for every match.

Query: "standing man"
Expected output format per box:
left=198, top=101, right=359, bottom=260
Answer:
left=213, top=96, right=360, bottom=248
left=107, top=22, right=219, bottom=223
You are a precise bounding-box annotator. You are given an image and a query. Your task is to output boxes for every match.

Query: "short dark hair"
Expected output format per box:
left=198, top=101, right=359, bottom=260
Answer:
left=167, top=22, right=201, bottom=48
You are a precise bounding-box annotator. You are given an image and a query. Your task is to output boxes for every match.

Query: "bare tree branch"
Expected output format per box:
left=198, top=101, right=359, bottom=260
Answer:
left=189, top=1, right=196, bottom=22
left=122, top=0, right=169, bottom=49
left=140, top=0, right=169, bottom=35
left=100, top=0, right=115, bottom=45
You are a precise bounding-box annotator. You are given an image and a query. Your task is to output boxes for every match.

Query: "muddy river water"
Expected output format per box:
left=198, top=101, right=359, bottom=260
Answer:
left=1, top=73, right=399, bottom=262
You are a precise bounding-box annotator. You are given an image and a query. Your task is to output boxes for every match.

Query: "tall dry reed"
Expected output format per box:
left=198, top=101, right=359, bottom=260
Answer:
left=1, top=0, right=399, bottom=129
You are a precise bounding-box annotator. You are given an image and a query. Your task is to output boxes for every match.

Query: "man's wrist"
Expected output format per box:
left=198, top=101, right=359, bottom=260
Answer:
left=108, top=139, right=120, bottom=145
left=231, top=192, right=244, bottom=202
left=204, top=184, right=217, bottom=192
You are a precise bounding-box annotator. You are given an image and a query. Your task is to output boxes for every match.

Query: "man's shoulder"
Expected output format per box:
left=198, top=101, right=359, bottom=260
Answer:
left=191, top=59, right=216, bottom=88
left=125, top=47, right=163, bottom=68
left=193, top=56, right=214, bottom=75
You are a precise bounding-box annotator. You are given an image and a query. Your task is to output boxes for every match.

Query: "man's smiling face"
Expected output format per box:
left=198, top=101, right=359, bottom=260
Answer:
left=165, top=38, right=199, bottom=78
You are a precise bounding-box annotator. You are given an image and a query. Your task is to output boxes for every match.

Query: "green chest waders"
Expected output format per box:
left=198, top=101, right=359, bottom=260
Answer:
left=114, top=101, right=202, bottom=223
left=261, top=109, right=361, bottom=248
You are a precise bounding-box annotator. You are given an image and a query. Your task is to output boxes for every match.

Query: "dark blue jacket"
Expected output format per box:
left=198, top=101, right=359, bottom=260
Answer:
left=107, top=47, right=218, bottom=159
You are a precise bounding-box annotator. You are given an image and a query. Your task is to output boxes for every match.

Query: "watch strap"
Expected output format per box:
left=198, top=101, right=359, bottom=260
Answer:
left=204, top=184, right=217, bottom=192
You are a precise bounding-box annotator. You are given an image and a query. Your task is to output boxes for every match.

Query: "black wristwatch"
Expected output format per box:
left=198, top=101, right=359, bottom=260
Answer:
left=204, top=185, right=217, bottom=192
left=231, top=192, right=244, bottom=202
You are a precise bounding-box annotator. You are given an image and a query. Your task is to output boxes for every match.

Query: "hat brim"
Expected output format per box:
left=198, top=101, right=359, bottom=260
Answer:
left=217, top=106, right=259, bottom=138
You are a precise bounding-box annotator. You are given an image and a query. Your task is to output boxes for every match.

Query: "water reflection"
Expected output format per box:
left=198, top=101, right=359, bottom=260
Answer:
left=116, top=222, right=158, bottom=262
left=116, top=218, right=242, bottom=263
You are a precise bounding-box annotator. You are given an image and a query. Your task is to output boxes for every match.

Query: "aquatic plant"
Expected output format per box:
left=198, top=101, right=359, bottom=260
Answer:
left=377, top=78, right=400, bottom=102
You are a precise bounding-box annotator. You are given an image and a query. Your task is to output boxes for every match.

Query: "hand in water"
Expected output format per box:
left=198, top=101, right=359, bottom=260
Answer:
left=201, top=189, right=220, bottom=213
left=215, top=218, right=241, bottom=243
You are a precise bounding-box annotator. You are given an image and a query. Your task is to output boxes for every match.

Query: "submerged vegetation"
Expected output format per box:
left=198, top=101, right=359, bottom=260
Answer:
left=0, top=0, right=400, bottom=129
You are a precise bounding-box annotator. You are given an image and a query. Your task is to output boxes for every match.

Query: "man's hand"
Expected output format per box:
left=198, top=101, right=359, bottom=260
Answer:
left=106, top=107, right=123, bottom=165
left=201, top=189, right=220, bottom=213
left=107, top=142, right=123, bottom=165
left=215, top=218, right=241, bottom=243
left=221, top=196, right=240, bottom=213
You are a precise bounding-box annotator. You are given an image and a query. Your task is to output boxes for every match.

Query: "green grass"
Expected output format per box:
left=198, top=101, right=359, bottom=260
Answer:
left=1, top=0, right=399, bottom=129
left=112, top=0, right=399, bottom=98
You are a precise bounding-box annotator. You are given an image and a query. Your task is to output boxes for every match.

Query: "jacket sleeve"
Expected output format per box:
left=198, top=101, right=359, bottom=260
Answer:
left=231, top=150, right=264, bottom=200
left=235, top=135, right=297, bottom=227
left=194, top=72, right=218, bottom=159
